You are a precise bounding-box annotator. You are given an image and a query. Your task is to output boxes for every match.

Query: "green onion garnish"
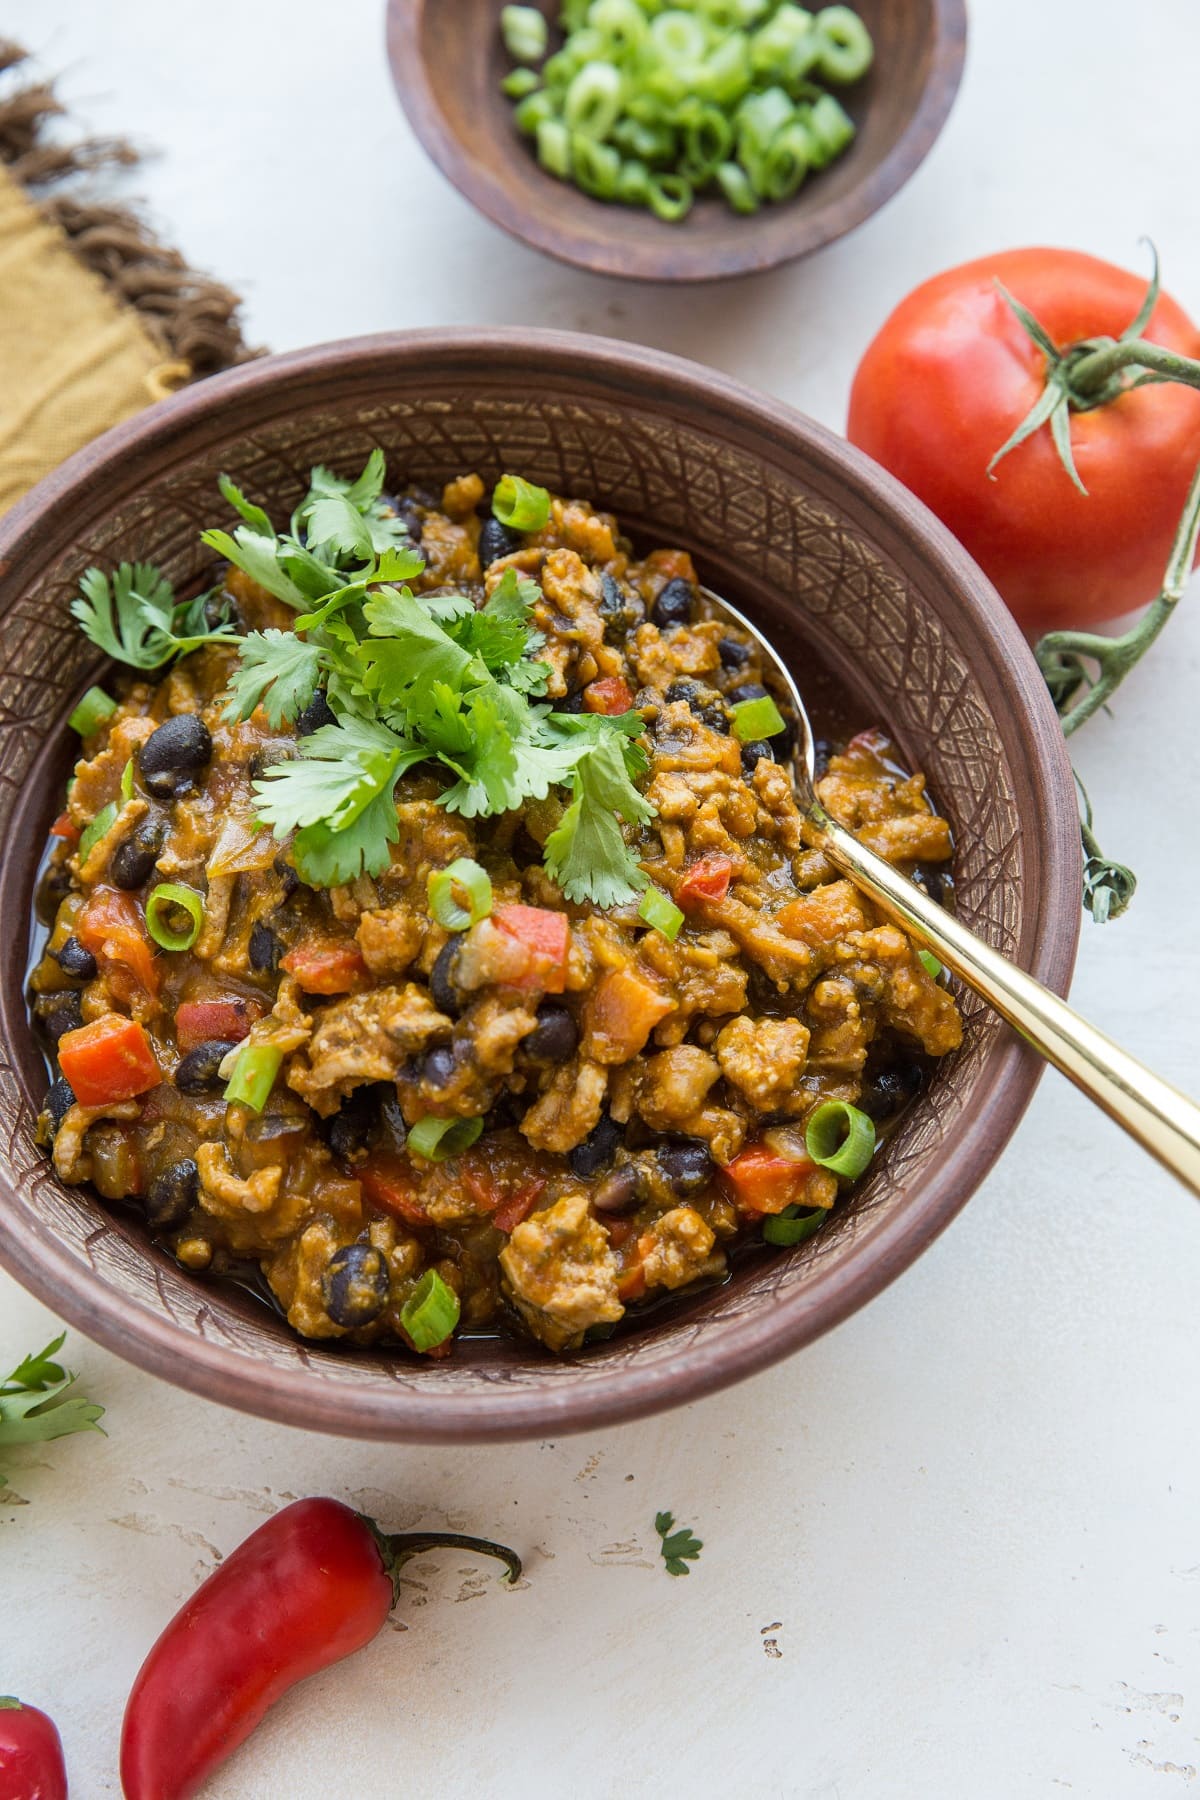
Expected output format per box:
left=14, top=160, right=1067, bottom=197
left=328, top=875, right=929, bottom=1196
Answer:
left=730, top=694, right=787, bottom=742
left=762, top=1205, right=828, bottom=1247
left=638, top=884, right=684, bottom=942
left=492, top=474, right=551, bottom=533
left=502, top=66, right=542, bottom=99
left=400, top=1269, right=461, bottom=1352
left=69, top=686, right=117, bottom=736
left=428, top=858, right=493, bottom=931
left=804, top=1100, right=876, bottom=1180
left=224, top=1042, right=284, bottom=1113
left=918, top=949, right=943, bottom=979
left=408, top=1115, right=484, bottom=1163
left=500, top=3, right=548, bottom=64
left=814, top=6, right=874, bottom=84
left=77, top=801, right=117, bottom=863
left=120, top=758, right=135, bottom=803
left=145, top=883, right=205, bottom=952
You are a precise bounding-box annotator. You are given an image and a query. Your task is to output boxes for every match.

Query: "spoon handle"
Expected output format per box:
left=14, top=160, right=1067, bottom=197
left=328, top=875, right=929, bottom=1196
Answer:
left=815, top=813, right=1200, bottom=1197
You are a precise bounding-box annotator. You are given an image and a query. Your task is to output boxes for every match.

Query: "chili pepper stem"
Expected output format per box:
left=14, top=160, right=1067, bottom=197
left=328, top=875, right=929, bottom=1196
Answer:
left=1035, top=452, right=1200, bottom=736
left=360, top=1518, right=522, bottom=1605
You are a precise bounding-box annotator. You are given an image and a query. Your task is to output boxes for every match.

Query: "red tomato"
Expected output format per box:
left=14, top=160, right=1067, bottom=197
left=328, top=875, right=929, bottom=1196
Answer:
left=723, top=1143, right=816, bottom=1215
left=58, top=1013, right=161, bottom=1106
left=491, top=904, right=570, bottom=994
left=677, top=854, right=733, bottom=908
left=358, top=1157, right=431, bottom=1229
left=847, top=248, right=1200, bottom=635
left=175, top=1000, right=258, bottom=1052
left=583, top=676, right=634, bottom=715
left=280, top=942, right=368, bottom=995
left=76, top=887, right=158, bottom=998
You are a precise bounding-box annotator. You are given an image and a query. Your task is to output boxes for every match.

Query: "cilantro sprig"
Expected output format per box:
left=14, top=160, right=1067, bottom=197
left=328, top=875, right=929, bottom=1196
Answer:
left=70, top=563, right=237, bottom=670
left=654, top=1510, right=703, bottom=1577
left=0, top=1333, right=105, bottom=1485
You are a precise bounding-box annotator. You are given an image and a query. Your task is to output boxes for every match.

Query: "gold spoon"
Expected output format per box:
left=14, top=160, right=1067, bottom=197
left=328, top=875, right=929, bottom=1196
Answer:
left=702, top=588, right=1200, bottom=1196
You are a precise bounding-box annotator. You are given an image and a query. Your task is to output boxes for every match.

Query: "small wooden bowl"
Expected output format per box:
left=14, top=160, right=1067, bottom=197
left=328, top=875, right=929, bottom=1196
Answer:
left=0, top=330, right=1078, bottom=1442
left=386, top=0, right=967, bottom=282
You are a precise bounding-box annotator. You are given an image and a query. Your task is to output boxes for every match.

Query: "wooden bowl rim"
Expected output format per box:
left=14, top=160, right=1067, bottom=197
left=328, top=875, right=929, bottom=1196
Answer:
left=384, top=0, right=969, bottom=282
left=0, top=328, right=1080, bottom=1441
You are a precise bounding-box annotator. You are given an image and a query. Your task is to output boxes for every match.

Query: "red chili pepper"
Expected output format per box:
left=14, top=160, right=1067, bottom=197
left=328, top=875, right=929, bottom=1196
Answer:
left=49, top=812, right=78, bottom=844
left=0, top=1696, right=68, bottom=1800
left=582, top=675, right=634, bottom=715
left=174, top=999, right=258, bottom=1052
left=676, top=854, right=734, bottom=908
left=119, top=1497, right=520, bottom=1800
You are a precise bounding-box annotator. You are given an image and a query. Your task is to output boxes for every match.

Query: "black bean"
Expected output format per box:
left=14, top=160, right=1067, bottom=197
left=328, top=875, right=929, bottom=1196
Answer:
left=651, top=578, right=695, bottom=629
left=378, top=1088, right=408, bottom=1156
left=422, top=1044, right=458, bottom=1089
left=139, top=714, right=213, bottom=798
left=552, top=691, right=587, bottom=715
left=664, top=678, right=702, bottom=706
left=44, top=1076, right=75, bottom=1138
left=324, top=1242, right=390, bottom=1328
left=727, top=681, right=768, bottom=705
left=296, top=689, right=336, bottom=737
left=36, top=862, right=74, bottom=924
left=740, top=739, right=775, bottom=776
left=273, top=852, right=300, bottom=898
left=813, top=737, right=834, bottom=778
left=657, top=1140, right=715, bottom=1197
left=39, top=991, right=84, bottom=1045
left=718, top=636, right=753, bottom=671
left=912, top=863, right=945, bottom=905
left=570, top=1111, right=623, bottom=1179
left=523, top=1002, right=578, bottom=1065
left=859, top=1064, right=924, bottom=1121
left=175, top=1040, right=239, bottom=1095
left=326, top=1087, right=380, bottom=1166
left=388, top=496, right=424, bottom=542
left=110, top=815, right=167, bottom=890
left=665, top=681, right=729, bottom=734
left=203, top=588, right=243, bottom=632
left=478, top=515, right=521, bottom=567
left=592, top=1165, right=639, bottom=1215
left=430, top=936, right=466, bottom=1017
left=53, top=936, right=97, bottom=981
left=146, top=1158, right=199, bottom=1230
left=598, top=573, right=645, bottom=643
left=248, top=922, right=281, bottom=972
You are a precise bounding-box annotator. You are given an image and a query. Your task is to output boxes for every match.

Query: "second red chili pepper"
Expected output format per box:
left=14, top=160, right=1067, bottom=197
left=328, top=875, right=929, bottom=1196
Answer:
left=119, top=1496, right=521, bottom=1800
left=0, top=1697, right=68, bottom=1800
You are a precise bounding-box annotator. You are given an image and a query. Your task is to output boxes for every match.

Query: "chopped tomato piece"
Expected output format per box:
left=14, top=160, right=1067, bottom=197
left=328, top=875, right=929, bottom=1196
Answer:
left=76, top=887, right=158, bottom=997
left=491, top=1185, right=545, bottom=1234
left=280, top=942, right=369, bottom=996
left=676, top=855, right=734, bottom=909
left=175, top=999, right=259, bottom=1052
left=583, top=676, right=634, bottom=716
left=50, top=811, right=79, bottom=842
left=616, top=1262, right=647, bottom=1303
left=57, top=1012, right=161, bottom=1107
left=583, top=966, right=674, bottom=1063
left=644, top=547, right=697, bottom=587
left=722, top=1143, right=816, bottom=1216
left=359, top=1156, right=431, bottom=1229
left=461, top=1154, right=546, bottom=1233
left=492, top=904, right=570, bottom=994
left=603, top=1216, right=638, bottom=1250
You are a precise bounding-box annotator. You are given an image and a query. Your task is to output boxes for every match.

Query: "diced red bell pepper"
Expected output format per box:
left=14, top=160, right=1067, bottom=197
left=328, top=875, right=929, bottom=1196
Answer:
left=461, top=1155, right=546, bottom=1234
left=583, top=676, right=634, bottom=716
left=76, top=887, right=158, bottom=997
left=50, top=811, right=79, bottom=842
left=616, top=1260, right=647, bottom=1303
left=722, top=1143, right=816, bottom=1216
left=492, top=904, right=570, bottom=994
left=491, top=1183, right=546, bottom=1235
left=676, top=854, right=734, bottom=909
left=57, top=1012, right=161, bottom=1107
left=175, top=999, right=259, bottom=1052
left=280, top=941, right=369, bottom=996
left=358, top=1156, right=431, bottom=1229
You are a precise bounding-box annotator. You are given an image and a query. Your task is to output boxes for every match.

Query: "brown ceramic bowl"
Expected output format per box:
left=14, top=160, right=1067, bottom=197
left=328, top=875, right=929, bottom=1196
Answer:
left=385, top=0, right=967, bottom=282
left=0, top=330, right=1079, bottom=1441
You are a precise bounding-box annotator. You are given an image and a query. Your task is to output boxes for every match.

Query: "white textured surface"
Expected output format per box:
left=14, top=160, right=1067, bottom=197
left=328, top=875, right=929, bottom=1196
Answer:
left=6, top=1, right=1200, bottom=1794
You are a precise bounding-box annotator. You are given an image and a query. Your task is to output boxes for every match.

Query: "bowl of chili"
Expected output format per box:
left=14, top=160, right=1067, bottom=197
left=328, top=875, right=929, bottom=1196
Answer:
left=0, top=328, right=1080, bottom=1440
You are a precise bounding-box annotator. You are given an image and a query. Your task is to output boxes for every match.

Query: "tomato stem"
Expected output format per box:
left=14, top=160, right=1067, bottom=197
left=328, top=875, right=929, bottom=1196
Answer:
left=1068, top=336, right=1200, bottom=404
left=360, top=1517, right=522, bottom=1606
left=1074, top=772, right=1137, bottom=924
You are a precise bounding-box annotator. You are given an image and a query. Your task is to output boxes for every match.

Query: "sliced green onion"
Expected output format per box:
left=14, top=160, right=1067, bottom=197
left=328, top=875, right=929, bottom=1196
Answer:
left=565, top=62, right=624, bottom=138
left=145, top=882, right=205, bottom=952
left=224, top=1042, right=284, bottom=1113
left=503, top=67, right=542, bottom=99
left=493, top=473, right=552, bottom=532
left=700, top=31, right=754, bottom=106
left=763, top=1204, right=828, bottom=1246
left=501, top=4, right=548, bottom=63
left=730, top=693, right=787, bottom=741
left=736, top=85, right=794, bottom=160
left=918, top=949, right=943, bottom=980
left=588, top=0, right=648, bottom=54
left=77, top=801, right=117, bottom=863
left=408, top=1115, right=484, bottom=1163
left=537, top=117, right=572, bottom=176
left=639, top=884, right=684, bottom=941
left=682, top=103, right=733, bottom=176
left=400, top=1269, right=461, bottom=1352
left=572, top=132, right=622, bottom=197
left=69, top=686, right=117, bottom=736
left=649, top=9, right=707, bottom=62
left=760, top=118, right=813, bottom=199
left=428, top=858, right=493, bottom=931
left=514, top=88, right=557, bottom=135
left=120, top=758, right=135, bottom=803
left=750, top=5, right=821, bottom=80
left=805, top=1099, right=876, bottom=1180
left=814, top=5, right=874, bottom=83
left=806, top=92, right=855, bottom=165
left=716, top=160, right=759, bottom=212
left=647, top=172, right=693, bottom=222
left=618, top=157, right=652, bottom=204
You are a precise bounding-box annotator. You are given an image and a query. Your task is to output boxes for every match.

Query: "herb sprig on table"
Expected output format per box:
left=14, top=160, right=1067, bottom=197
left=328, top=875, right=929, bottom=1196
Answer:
left=69, top=456, right=656, bottom=908
left=0, top=1333, right=105, bottom=1485
left=655, top=1509, right=703, bottom=1577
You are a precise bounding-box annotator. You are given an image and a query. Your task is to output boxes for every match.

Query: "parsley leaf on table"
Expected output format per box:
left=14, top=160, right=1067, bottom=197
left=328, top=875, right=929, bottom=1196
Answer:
left=0, top=1333, right=105, bottom=1485
left=70, top=563, right=237, bottom=670
left=654, top=1510, right=703, bottom=1578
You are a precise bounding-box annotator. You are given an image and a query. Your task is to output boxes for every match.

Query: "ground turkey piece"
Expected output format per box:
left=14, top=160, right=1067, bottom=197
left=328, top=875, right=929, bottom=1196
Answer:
left=288, top=983, right=452, bottom=1116
left=639, top=1206, right=719, bottom=1291
left=716, top=1016, right=811, bottom=1111
left=500, top=1191, right=623, bottom=1351
left=635, top=1046, right=720, bottom=1132
left=521, top=1059, right=608, bottom=1154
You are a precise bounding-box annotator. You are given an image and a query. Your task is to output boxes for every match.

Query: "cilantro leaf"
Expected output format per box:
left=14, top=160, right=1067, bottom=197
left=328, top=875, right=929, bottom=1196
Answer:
left=654, top=1510, right=702, bottom=1578
left=302, top=488, right=375, bottom=562
left=1, top=1335, right=105, bottom=1482
left=224, top=630, right=325, bottom=727
left=359, top=586, right=485, bottom=710
left=70, top=563, right=238, bottom=671
left=253, top=715, right=425, bottom=886
left=543, top=733, right=654, bottom=907
left=200, top=526, right=310, bottom=610
left=4, top=1332, right=67, bottom=1390
left=217, top=473, right=273, bottom=536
